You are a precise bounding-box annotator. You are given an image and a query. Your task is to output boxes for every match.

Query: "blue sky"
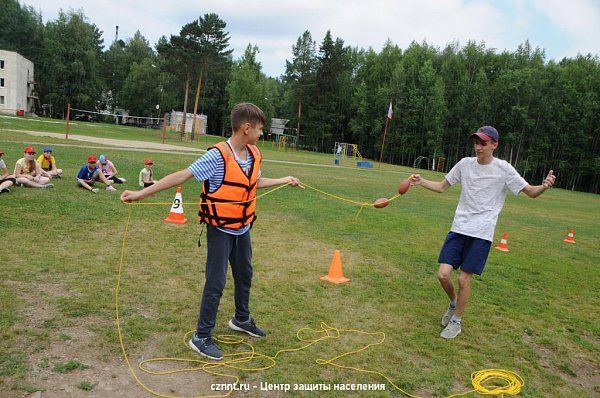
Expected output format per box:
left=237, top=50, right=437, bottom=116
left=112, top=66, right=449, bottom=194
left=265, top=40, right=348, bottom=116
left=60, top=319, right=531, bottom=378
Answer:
left=22, top=0, right=600, bottom=77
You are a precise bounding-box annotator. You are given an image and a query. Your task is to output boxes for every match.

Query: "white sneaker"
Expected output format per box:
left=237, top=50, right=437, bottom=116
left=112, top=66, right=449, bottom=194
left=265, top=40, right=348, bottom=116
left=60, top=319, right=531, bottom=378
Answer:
left=91, top=188, right=100, bottom=193
left=120, top=178, right=127, bottom=183
left=440, top=320, right=462, bottom=339
left=441, top=305, right=456, bottom=327
left=106, top=185, right=117, bottom=192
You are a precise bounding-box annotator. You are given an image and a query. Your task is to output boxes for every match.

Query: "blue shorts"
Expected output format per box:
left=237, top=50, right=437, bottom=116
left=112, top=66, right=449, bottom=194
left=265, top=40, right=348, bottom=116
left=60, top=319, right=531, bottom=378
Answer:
left=438, top=232, right=491, bottom=275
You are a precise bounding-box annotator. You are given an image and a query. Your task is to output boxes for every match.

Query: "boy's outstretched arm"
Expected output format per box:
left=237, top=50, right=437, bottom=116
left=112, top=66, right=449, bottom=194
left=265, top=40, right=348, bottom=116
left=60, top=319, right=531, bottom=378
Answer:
left=521, top=170, right=555, bottom=198
left=257, top=176, right=300, bottom=189
left=410, top=173, right=450, bottom=193
left=121, top=169, right=194, bottom=202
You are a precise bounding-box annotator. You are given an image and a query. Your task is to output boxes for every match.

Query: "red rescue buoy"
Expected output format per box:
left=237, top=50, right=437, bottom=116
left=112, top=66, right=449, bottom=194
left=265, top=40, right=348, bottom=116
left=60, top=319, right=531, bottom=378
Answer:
left=398, top=179, right=411, bottom=195
left=373, top=198, right=390, bottom=208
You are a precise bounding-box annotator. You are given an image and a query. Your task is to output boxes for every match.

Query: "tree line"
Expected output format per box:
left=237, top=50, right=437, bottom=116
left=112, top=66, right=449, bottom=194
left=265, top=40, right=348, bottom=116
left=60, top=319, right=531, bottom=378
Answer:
left=1, top=0, right=598, bottom=192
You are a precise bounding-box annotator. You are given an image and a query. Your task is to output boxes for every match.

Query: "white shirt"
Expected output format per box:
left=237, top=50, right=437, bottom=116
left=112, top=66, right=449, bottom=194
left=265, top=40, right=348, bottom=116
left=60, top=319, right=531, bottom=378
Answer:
left=445, top=157, right=528, bottom=242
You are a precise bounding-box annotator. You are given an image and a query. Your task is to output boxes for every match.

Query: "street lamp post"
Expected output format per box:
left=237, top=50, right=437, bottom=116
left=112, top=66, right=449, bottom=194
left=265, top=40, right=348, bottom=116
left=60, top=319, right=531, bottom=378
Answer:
left=152, top=64, right=164, bottom=123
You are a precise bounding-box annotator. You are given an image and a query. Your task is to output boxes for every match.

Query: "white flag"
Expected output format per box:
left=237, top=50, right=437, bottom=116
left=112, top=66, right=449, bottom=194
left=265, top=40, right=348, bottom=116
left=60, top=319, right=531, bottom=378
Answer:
left=387, top=102, right=393, bottom=119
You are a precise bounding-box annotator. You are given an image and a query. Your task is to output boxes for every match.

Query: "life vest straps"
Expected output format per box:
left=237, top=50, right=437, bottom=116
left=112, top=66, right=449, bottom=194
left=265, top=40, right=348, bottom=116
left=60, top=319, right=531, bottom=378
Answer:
left=220, top=180, right=250, bottom=189
left=201, top=193, right=252, bottom=207
left=200, top=212, right=255, bottom=223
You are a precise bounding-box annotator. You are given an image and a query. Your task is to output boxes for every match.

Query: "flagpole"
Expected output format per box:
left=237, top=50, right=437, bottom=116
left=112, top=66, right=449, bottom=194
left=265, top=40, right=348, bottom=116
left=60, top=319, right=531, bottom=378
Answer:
left=379, top=117, right=390, bottom=168
left=379, top=101, right=393, bottom=168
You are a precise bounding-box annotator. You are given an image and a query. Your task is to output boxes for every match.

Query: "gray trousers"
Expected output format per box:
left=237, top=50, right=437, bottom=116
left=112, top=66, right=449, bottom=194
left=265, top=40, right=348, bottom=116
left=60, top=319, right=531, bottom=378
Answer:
left=196, top=225, right=253, bottom=337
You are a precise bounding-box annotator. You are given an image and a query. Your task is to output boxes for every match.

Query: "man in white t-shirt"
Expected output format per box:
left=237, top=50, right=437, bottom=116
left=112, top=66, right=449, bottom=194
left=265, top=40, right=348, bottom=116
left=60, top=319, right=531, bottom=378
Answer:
left=410, top=126, right=556, bottom=339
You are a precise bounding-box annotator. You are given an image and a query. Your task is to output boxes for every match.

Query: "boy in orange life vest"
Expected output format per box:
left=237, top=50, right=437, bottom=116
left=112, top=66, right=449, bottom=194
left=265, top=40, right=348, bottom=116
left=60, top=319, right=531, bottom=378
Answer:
left=121, top=103, right=300, bottom=360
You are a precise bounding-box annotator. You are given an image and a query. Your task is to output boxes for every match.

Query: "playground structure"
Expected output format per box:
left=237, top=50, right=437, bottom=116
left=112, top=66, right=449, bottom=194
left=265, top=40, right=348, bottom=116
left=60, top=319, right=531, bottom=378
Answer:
left=270, top=118, right=298, bottom=151
left=413, top=155, right=446, bottom=172
left=334, top=142, right=372, bottom=168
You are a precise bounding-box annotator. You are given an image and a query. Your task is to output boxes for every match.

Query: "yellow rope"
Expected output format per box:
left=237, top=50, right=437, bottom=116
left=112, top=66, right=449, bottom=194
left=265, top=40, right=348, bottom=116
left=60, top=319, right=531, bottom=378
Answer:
left=131, top=182, right=291, bottom=206
left=116, top=184, right=524, bottom=397
left=133, top=182, right=402, bottom=209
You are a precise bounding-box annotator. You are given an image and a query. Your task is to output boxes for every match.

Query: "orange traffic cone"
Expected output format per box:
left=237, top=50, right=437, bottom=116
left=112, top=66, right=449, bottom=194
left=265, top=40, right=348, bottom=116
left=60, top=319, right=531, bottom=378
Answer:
left=320, top=250, right=349, bottom=284
left=563, top=228, right=576, bottom=244
left=495, top=232, right=509, bottom=252
left=164, top=186, right=188, bottom=224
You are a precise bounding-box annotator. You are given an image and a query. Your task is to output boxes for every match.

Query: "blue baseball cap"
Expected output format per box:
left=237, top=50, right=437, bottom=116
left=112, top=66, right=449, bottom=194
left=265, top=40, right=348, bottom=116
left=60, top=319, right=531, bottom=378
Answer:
left=99, top=155, right=107, bottom=164
left=43, top=146, right=52, bottom=152
left=471, top=126, right=499, bottom=142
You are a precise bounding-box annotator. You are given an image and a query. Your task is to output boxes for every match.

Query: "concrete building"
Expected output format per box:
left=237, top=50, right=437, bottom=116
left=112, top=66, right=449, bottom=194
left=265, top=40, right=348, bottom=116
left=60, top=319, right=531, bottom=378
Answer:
left=0, top=49, right=37, bottom=114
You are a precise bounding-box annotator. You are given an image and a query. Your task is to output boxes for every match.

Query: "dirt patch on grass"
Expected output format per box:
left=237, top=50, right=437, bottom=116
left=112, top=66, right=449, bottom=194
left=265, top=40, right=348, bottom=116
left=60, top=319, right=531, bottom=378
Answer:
left=562, top=356, right=600, bottom=395
left=522, top=333, right=600, bottom=395
left=1, top=280, right=239, bottom=398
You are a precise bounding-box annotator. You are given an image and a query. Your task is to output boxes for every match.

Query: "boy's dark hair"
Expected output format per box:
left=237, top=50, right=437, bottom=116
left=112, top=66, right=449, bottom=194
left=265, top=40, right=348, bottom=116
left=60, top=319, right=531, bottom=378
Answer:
left=231, top=103, right=265, bottom=132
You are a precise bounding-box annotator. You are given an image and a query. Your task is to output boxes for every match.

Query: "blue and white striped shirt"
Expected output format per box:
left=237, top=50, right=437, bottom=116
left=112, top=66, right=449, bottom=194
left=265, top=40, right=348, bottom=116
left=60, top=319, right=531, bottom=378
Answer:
left=188, top=140, right=261, bottom=235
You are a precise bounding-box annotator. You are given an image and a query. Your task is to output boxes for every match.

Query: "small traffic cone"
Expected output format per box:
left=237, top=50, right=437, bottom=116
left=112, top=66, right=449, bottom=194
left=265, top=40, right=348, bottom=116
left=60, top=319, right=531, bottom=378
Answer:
left=495, top=232, right=509, bottom=252
left=320, top=250, right=349, bottom=284
left=563, top=228, right=576, bottom=244
left=164, top=186, right=188, bottom=224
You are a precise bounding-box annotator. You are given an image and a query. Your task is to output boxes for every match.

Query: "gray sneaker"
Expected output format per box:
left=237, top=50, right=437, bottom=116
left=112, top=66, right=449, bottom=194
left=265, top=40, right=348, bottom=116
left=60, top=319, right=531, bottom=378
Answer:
left=43, top=183, right=54, bottom=189
left=188, top=334, right=223, bottom=360
left=91, top=188, right=100, bottom=193
left=440, top=320, right=462, bottom=339
left=441, top=305, right=456, bottom=327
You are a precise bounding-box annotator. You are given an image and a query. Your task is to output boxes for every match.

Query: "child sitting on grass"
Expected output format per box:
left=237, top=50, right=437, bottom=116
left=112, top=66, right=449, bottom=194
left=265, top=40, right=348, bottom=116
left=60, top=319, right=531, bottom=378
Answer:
left=98, top=154, right=127, bottom=184
left=14, top=146, right=53, bottom=189
left=138, top=159, right=155, bottom=187
left=0, top=149, right=16, bottom=194
left=38, top=146, right=63, bottom=178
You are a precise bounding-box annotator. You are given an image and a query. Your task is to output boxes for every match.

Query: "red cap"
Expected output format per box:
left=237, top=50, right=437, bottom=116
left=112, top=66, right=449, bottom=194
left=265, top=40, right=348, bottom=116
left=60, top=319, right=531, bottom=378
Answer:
left=470, top=126, right=499, bottom=142
left=87, top=155, right=97, bottom=163
left=145, top=159, right=153, bottom=165
left=24, top=146, right=36, bottom=153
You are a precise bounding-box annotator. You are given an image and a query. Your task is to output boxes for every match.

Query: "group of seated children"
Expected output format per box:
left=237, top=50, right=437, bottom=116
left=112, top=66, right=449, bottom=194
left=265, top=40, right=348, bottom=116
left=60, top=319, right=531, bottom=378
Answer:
left=77, top=155, right=118, bottom=193
left=77, top=154, right=155, bottom=193
left=1, top=146, right=155, bottom=195
left=0, top=146, right=58, bottom=193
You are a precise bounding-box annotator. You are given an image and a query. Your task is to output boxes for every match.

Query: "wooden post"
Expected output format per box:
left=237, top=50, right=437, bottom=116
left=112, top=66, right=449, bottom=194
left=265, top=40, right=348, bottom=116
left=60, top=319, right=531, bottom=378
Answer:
left=162, top=113, right=167, bottom=144
left=181, top=77, right=190, bottom=140
left=191, top=69, right=204, bottom=141
left=65, top=102, right=71, bottom=139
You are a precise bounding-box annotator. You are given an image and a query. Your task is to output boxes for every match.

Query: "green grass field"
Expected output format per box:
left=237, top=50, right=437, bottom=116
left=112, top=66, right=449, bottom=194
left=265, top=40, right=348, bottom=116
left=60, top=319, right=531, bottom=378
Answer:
left=1, top=118, right=599, bottom=397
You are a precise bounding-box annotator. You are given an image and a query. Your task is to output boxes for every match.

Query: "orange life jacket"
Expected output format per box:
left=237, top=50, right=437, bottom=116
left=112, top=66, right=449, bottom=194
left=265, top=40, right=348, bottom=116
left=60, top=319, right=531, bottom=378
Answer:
left=198, top=141, right=262, bottom=229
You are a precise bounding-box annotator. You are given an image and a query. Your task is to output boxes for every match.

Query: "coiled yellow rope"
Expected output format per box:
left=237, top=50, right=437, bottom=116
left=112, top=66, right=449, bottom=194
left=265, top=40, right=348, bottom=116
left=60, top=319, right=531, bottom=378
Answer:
left=469, top=369, right=524, bottom=396
left=116, top=184, right=524, bottom=397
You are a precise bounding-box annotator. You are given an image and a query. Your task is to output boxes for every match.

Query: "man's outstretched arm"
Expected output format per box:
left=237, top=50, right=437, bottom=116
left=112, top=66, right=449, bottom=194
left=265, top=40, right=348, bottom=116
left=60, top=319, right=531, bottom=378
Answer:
left=410, top=174, right=451, bottom=193
left=521, top=170, right=555, bottom=198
